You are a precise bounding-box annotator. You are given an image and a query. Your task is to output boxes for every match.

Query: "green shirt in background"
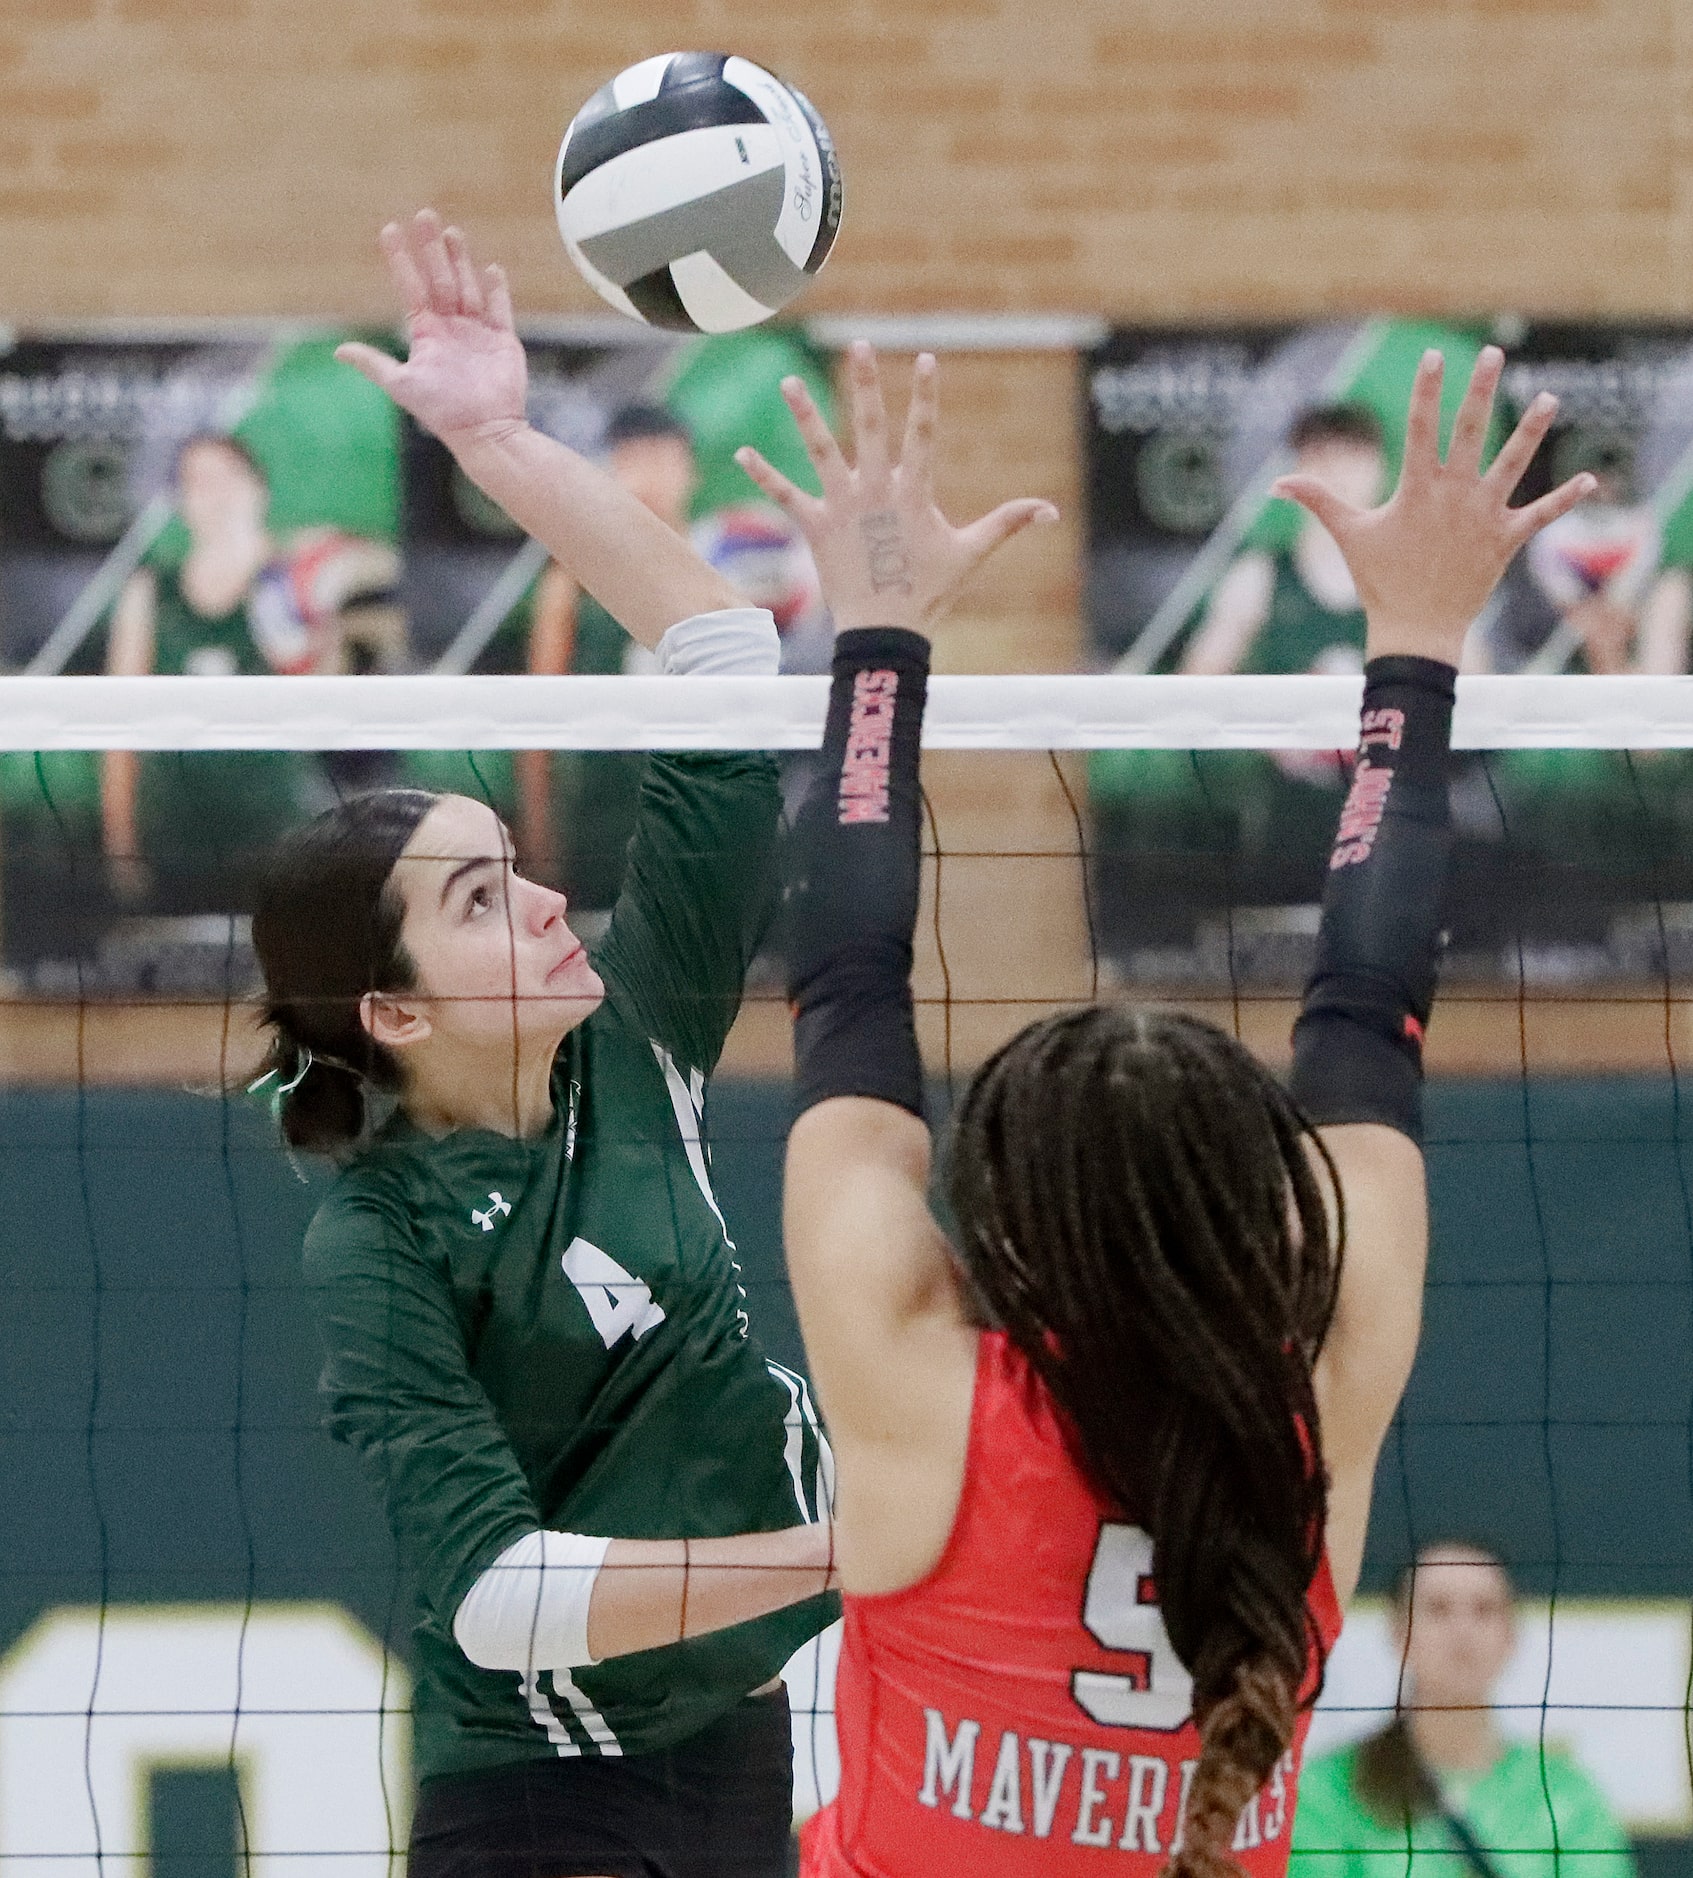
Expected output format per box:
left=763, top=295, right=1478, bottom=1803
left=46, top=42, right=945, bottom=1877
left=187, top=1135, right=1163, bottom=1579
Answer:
left=1292, top=1738, right=1637, bottom=1878
left=1238, top=547, right=1367, bottom=678
left=139, top=563, right=336, bottom=901
left=303, top=750, right=836, bottom=1782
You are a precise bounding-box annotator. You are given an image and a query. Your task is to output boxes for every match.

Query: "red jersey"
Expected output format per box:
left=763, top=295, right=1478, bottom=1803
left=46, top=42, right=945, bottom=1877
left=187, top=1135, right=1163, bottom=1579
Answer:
left=802, top=1330, right=1343, bottom=1877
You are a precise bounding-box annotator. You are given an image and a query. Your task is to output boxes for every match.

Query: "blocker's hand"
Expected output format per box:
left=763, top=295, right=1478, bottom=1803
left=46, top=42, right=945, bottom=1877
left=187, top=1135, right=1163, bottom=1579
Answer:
left=736, top=341, right=1058, bottom=636
left=1273, top=346, right=1595, bottom=668
left=336, top=210, right=527, bottom=448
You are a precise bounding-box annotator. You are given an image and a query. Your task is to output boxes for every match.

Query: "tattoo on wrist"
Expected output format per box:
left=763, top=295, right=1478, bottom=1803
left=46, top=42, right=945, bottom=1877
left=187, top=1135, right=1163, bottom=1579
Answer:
left=860, top=509, right=914, bottom=596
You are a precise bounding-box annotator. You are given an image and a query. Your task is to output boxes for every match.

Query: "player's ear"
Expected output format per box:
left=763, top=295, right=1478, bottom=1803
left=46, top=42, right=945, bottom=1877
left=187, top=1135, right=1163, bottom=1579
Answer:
left=362, top=989, right=431, bottom=1052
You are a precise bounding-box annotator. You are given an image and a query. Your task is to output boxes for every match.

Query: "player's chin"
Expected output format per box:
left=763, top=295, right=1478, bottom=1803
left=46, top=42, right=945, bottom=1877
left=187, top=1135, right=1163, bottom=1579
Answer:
left=535, top=957, right=606, bottom=1020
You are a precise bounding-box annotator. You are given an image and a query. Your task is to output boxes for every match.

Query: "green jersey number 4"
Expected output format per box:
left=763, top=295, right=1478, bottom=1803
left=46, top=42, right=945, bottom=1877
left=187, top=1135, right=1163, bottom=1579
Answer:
left=562, top=1236, right=668, bottom=1349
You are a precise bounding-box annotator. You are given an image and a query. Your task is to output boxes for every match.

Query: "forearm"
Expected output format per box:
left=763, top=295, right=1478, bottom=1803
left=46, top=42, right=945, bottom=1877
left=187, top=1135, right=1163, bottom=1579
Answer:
left=448, top=420, right=736, bottom=648
left=787, top=628, right=931, bottom=1121
left=1289, top=656, right=1456, bottom=1142
left=589, top=1525, right=834, bottom=1660
left=452, top=1522, right=833, bottom=1672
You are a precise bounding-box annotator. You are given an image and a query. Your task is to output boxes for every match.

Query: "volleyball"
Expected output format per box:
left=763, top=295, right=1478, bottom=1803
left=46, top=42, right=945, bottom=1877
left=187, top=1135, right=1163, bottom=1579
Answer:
left=554, top=52, right=842, bottom=335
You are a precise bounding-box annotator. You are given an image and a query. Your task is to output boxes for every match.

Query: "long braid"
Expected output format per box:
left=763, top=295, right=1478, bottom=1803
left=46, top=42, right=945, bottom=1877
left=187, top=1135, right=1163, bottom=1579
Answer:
left=947, top=1006, right=1341, bottom=1878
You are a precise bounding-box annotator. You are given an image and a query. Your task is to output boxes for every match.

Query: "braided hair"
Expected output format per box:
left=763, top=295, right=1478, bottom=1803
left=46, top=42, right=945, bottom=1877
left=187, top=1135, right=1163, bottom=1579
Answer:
left=946, top=1006, right=1342, bottom=1878
left=251, top=789, right=438, bottom=1153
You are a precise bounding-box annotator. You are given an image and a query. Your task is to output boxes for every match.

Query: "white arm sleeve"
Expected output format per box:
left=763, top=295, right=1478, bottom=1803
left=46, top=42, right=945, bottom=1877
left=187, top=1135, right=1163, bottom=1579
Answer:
left=452, top=1529, right=613, bottom=1672
left=655, top=605, right=781, bottom=677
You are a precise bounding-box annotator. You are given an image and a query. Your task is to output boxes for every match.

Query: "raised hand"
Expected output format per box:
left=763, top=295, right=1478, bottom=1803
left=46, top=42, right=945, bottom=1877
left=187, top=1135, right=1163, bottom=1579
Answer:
left=1272, top=346, right=1596, bottom=667
left=335, top=211, right=527, bottom=447
left=735, top=341, right=1058, bottom=636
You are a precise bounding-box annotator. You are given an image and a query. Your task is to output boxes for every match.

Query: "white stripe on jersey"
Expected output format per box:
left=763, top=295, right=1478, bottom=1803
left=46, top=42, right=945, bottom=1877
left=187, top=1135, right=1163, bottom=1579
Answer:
left=554, top=1668, right=623, bottom=1755
left=768, top=1357, right=836, bottom=1523
left=520, top=1668, right=581, bottom=1756
left=652, top=1043, right=731, bottom=1239
left=652, top=1042, right=752, bottom=1336
left=767, top=1360, right=809, bottom=1518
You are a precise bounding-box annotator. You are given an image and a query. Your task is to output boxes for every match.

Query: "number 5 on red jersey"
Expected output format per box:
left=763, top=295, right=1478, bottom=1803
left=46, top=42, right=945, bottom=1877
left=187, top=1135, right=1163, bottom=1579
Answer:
left=1072, top=1524, right=1196, bottom=1731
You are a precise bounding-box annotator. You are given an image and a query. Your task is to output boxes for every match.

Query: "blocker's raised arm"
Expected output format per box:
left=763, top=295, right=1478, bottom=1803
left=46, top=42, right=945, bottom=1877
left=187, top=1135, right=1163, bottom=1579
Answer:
left=1282, top=347, right=1596, bottom=1605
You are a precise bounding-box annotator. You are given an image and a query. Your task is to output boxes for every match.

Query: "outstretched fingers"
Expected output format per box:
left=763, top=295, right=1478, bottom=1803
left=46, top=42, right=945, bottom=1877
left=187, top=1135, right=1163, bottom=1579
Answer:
left=957, top=496, right=1061, bottom=566
left=483, top=262, right=515, bottom=333
left=1444, top=345, right=1504, bottom=479
left=409, top=209, right=460, bottom=316
left=1509, top=470, right=1599, bottom=547
left=379, top=221, right=430, bottom=319
left=444, top=225, right=485, bottom=318
left=779, top=375, right=850, bottom=496
left=334, top=340, right=403, bottom=395
left=1400, top=349, right=1446, bottom=484
left=1269, top=473, right=1360, bottom=543
left=735, top=445, right=825, bottom=527
left=899, top=353, right=939, bottom=506
left=846, top=341, right=892, bottom=484
left=1485, top=390, right=1559, bottom=501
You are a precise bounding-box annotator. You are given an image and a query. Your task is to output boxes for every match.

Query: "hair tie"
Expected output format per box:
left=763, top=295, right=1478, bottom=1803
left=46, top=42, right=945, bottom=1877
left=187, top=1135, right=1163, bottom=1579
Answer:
left=277, top=1046, right=314, bottom=1094
left=247, top=1046, right=314, bottom=1104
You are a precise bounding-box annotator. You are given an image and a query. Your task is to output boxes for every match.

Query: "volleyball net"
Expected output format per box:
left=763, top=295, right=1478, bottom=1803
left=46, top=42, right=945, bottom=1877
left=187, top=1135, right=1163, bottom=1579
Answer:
left=1, top=674, right=1690, bottom=1870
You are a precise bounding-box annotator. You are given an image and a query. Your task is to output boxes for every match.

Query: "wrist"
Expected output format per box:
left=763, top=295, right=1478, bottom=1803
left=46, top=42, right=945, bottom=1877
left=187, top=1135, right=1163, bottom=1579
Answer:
left=1363, top=619, right=1469, bottom=665
left=442, top=415, right=534, bottom=472
left=1362, top=653, right=1458, bottom=688
left=832, top=625, right=932, bottom=667
left=831, top=606, right=920, bottom=633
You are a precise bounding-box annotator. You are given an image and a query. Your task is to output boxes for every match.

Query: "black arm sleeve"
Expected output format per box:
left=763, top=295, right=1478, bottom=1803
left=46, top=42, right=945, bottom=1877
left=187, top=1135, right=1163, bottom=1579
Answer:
left=785, top=627, right=931, bottom=1121
left=1288, top=654, right=1456, bottom=1144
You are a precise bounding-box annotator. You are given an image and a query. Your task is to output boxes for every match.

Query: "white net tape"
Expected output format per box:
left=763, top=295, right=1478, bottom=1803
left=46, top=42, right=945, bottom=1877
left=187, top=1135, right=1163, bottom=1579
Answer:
left=9, top=673, right=1693, bottom=750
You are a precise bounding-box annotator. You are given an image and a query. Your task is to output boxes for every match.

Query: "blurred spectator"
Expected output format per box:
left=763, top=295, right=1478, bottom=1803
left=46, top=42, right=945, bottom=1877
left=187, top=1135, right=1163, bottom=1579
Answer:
left=692, top=502, right=829, bottom=672
left=1091, top=406, right=1387, bottom=910
left=413, top=404, right=827, bottom=909
left=1292, top=1542, right=1636, bottom=1878
left=1484, top=447, right=1692, bottom=676
left=404, top=406, right=698, bottom=905
left=1180, top=404, right=1381, bottom=679
left=102, top=433, right=397, bottom=912
left=1473, top=450, right=1693, bottom=881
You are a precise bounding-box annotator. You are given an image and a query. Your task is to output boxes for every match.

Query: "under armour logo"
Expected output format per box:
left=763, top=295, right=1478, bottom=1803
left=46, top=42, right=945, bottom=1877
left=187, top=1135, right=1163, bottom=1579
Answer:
left=472, top=1192, right=512, bottom=1232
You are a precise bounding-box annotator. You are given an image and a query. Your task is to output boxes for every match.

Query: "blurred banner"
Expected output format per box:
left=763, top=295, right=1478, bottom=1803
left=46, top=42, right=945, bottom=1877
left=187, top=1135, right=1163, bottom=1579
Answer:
left=0, top=324, right=831, bottom=987
left=1083, top=320, right=1693, bottom=985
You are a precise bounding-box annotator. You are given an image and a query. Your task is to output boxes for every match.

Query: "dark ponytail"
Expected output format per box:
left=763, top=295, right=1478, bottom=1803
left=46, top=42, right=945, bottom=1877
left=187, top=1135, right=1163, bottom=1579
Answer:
left=946, top=1006, right=1342, bottom=1878
left=251, top=789, right=438, bottom=1154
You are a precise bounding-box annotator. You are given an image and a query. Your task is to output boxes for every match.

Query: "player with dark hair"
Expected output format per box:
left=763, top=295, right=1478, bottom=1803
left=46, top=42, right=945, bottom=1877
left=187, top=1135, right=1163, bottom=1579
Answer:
left=102, top=428, right=396, bottom=911
left=738, top=346, right=1593, bottom=1876
left=1286, top=405, right=1385, bottom=457
left=1182, top=402, right=1385, bottom=679
left=255, top=212, right=1053, bottom=1878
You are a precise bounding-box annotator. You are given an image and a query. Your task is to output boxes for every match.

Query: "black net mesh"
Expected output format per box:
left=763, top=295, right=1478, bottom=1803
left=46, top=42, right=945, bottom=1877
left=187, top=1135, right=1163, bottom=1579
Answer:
left=0, top=729, right=1689, bottom=1874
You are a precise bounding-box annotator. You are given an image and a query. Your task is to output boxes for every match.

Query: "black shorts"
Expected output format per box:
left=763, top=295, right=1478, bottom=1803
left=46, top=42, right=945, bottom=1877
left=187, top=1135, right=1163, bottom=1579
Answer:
left=408, top=1688, right=796, bottom=1878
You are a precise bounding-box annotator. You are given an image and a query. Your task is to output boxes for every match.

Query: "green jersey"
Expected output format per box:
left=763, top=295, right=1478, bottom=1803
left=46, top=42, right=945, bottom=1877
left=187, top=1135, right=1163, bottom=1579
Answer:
left=1240, top=547, right=1367, bottom=677
left=141, top=562, right=335, bottom=877
left=1291, top=1738, right=1636, bottom=1878
left=302, top=750, right=837, bottom=1781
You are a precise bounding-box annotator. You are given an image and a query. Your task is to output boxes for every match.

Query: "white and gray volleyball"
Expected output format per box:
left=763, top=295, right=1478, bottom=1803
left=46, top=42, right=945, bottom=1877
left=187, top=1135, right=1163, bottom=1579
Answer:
left=555, top=53, right=842, bottom=334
